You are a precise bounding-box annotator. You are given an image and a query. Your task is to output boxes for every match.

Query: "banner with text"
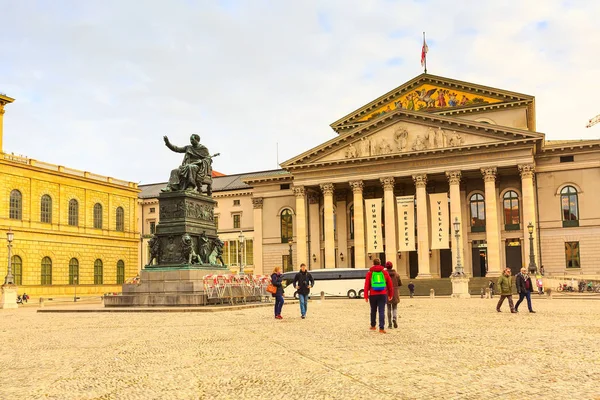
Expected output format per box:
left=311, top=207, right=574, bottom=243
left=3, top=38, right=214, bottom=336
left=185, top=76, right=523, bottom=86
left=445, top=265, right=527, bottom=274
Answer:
left=365, top=198, right=383, bottom=254
left=429, top=193, right=449, bottom=249
left=396, top=196, right=415, bottom=252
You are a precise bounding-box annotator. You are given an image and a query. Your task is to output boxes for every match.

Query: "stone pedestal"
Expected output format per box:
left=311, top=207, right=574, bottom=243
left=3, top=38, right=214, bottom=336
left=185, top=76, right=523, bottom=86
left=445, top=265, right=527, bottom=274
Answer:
left=450, top=275, right=471, bottom=299
left=0, top=284, right=19, bottom=309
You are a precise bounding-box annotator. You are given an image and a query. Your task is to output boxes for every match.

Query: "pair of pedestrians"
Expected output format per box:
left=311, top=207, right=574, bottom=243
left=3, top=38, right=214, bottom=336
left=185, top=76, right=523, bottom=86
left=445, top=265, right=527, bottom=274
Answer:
left=270, top=264, right=315, bottom=320
left=496, top=267, right=536, bottom=313
left=364, top=259, right=402, bottom=333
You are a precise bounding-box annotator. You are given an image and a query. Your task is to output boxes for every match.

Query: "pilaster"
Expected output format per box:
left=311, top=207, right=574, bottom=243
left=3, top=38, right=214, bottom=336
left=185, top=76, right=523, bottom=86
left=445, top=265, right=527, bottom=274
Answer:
left=413, top=174, right=431, bottom=278
left=335, top=190, right=348, bottom=268
left=307, top=191, right=321, bottom=269
left=251, top=197, right=264, bottom=274
left=446, top=170, right=465, bottom=275
left=481, top=167, right=501, bottom=277
left=519, top=163, right=538, bottom=268
left=350, top=180, right=366, bottom=269
left=293, top=186, right=308, bottom=269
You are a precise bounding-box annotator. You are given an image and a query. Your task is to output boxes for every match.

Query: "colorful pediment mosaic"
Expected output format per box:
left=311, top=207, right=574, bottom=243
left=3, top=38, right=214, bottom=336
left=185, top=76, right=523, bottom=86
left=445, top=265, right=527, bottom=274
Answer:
left=358, top=84, right=502, bottom=122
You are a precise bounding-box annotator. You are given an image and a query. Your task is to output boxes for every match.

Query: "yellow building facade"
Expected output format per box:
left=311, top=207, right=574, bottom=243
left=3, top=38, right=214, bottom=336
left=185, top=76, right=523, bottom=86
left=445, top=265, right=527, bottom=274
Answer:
left=0, top=95, right=140, bottom=298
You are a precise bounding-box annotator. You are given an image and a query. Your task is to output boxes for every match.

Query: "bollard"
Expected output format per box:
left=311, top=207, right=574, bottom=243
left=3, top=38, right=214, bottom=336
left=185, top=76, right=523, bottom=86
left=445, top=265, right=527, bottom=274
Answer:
left=320, top=291, right=325, bottom=301
left=39, top=297, right=44, bottom=308
left=429, top=288, right=435, bottom=299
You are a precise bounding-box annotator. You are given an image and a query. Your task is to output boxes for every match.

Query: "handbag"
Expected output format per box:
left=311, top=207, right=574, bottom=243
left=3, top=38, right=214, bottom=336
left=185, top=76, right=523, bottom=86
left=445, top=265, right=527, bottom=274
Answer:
left=266, top=284, right=277, bottom=294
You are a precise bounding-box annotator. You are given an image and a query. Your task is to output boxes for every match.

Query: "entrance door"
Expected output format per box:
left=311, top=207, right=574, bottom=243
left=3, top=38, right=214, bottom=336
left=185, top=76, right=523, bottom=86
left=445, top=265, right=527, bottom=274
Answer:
left=409, top=251, right=419, bottom=279
left=505, top=240, right=522, bottom=276
left=440, top=249, right=452, bottom=278
left=471, top=246, right=488, bottom=277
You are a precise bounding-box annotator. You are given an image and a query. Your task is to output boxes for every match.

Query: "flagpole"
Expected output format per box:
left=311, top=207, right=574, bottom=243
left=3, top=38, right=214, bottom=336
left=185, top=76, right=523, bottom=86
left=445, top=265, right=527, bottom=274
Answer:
left=423, top=32, right=427, bottom=74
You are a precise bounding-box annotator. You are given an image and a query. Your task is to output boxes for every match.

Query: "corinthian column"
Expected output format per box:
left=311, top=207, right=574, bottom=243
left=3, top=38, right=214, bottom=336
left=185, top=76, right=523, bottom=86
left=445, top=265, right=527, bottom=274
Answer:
left=252, top=197, right=264, bottom=274
left=350, top=180, right=366, bottom=268
left=320, top=183, right=335, bottom=268
left=519, top=164, right=538, bottom=268
left=380, top=177, right=397, bottom=268
left=446, top=170, right=465, bottom=274
left=481, top=167, right=501, bottom=277
left=293, top=186, right=307, bottom=268
left=413, top=174, right=431, bottom=278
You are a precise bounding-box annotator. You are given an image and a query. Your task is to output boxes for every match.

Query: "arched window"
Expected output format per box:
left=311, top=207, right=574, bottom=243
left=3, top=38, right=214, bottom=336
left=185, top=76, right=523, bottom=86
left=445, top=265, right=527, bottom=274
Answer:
left=41, top=194, right=52, bottom=223
left=470, top=193, right=486, bottom=232
left=68, top=199, right=79, bottom=226
left=93, top=203, right=103, bottom=229
left=115, top=207, right=125, bottom=232
left=116, top=260, right=125, bottom=284
left=280, top=209, right=293, bottom=243
left=41, top=257, right=52, bottom=285
left=69, top=258, right=79, bottom=285
left=94, top=259, right=103, bottom=284
left=561, top=186, right=579, bottom=227
left=12, top=255, right=22, bottom=285
left=9, top=189, right=22, bottom=220
left=503, top=190, right=520, bottom=229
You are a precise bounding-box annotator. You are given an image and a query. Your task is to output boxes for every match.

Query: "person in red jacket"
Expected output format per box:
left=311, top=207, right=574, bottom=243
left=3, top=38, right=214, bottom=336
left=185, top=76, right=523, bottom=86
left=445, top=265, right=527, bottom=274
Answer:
left=364, top=258, right=394, bottom=333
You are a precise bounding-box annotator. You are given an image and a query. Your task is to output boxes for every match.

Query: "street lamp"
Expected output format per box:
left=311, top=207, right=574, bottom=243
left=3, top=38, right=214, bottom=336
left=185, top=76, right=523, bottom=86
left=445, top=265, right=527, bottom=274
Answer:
left=73, top=275, right=78, bottom=302
left=452, top=217, right=464, bottom=276
left=527, top=222, right=537, bottom=275
left=238, top=231, right=245, bottom=276
left=4, top=229, right=15, bottom=285
left=288, top=239, right=293, bottom=272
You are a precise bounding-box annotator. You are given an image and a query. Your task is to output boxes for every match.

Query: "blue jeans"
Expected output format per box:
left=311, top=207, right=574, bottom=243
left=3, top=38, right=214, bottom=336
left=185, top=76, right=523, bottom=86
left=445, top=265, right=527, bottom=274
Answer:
left=515, top=291, right=533, bottom=311
left=298, top=294, right=308, bottom=316
left=369, top=294, right=387, bottom=329
left=274, top=295, right=284, bottom=316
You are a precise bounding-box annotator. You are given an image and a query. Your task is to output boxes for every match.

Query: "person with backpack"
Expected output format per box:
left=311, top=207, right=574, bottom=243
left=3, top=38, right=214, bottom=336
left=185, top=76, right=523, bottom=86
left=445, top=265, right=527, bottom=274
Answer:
left=293, top=263, right=315, bottom=319
left=384, top=261, right=402, bottom=329
left=364, top=258, right=394, bottom=333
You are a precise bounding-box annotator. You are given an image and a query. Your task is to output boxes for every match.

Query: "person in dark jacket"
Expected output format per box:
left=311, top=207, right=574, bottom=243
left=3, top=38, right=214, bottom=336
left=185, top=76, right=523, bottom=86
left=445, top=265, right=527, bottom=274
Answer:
left=515, top=267, right=536, bottom=313
left=293, top=263, right=314, bottom=319
left=384, top=261, right=402, bottom=329
left=271, top=266, right=285, bottom=319
left=364, top=258, right=394, bottom=333
left=408, top=281, right=415, bottom=298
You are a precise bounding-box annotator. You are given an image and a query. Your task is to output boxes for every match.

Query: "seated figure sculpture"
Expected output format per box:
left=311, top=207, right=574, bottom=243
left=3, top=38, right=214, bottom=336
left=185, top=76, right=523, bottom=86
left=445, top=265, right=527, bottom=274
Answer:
left=162, top=134, right=219, bottom=195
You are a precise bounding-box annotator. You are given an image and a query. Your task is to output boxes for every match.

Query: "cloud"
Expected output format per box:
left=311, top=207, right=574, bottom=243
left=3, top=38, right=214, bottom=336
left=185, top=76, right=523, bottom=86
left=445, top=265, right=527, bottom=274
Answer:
left=1, top=0, right=599, bottom=184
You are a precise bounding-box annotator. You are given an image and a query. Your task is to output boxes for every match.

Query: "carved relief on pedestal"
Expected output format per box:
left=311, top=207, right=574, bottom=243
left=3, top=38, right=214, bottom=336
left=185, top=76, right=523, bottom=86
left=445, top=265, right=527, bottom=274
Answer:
left=412, top=174, right=428, bottom=188
left=481, top=167, right=498, bottom=182
left=518, top=164, right=535, bottom=180
left=320, top=183, right=334, bottom=196
left=446, top=170, right=462, bottom=185
left=252, top=197, right=264, bottom=209
left=380, top=177, right=395, bottom=191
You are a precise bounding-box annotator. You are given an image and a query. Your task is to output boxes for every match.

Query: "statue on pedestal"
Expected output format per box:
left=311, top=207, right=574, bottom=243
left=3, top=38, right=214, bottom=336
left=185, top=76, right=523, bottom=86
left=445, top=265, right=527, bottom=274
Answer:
left=162, top=134, right=220, bottom=195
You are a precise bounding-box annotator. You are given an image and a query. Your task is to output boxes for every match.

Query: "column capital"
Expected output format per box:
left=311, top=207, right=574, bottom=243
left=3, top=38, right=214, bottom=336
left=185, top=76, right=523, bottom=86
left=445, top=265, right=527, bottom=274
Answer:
left=252, top=197, right=263, bottom=209
left=380, top=177, right=395, bottom=191
left=445, top=170, right=462, bottom=185
left=320, top=183, right=334, bottom=196
left=292, top=186, right=305, bottom=198
left=307, top=191, right=320, bottom=204
left=518, top=163, right=535, bottom=179
left=349, top=180, right=364, bottom=193
left=480, top=167, right=497, bottom=182
left=412, top=174, right=427, bottom=188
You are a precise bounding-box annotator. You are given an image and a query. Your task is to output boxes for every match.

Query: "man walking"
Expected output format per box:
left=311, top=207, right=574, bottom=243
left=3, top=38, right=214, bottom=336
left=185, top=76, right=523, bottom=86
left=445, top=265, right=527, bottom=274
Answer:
left=515, top=268, right=536, bottom=313
left=293, top=263, right=314, bottom=319
left=496, top=268, right=517, bottom=313
left=408, top=281, right=415, bottom=298
left=364, top=258, right=394, bottom=333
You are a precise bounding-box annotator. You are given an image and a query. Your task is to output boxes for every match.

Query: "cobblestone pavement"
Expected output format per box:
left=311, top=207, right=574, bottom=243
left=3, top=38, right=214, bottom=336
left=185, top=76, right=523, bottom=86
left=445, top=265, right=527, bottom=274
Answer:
left=1, top=297, right=600, bottom=400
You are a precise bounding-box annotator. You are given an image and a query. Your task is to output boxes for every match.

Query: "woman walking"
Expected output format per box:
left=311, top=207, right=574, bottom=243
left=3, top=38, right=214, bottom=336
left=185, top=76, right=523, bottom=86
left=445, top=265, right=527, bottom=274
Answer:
left=385, top=261, right=402, bottom=328
left=271, top=266, right=285, bottom=319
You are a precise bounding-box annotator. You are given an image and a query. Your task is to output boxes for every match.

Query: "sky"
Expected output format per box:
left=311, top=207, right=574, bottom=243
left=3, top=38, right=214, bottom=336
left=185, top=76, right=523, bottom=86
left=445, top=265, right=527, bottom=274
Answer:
left=1, top=0, right=599, bottom=185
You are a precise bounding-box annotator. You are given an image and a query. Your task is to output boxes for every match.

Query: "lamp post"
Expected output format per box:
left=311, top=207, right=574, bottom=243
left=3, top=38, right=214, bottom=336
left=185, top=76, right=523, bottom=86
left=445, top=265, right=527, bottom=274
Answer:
left=527, top=222, right=537, bottom=275
left=73, top=275, right=78, bottom=302
left=452, top=217, right=464, bottom=276
left=4, top=229, right=15, bottom=285
left=238, top=231, right=245, bottom=276
left=288, top=239, right=293, bottom=272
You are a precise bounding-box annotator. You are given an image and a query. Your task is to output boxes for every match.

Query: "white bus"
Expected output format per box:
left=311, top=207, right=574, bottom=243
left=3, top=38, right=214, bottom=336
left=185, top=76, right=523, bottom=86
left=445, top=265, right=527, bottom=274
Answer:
left=282, top=268, right=369, bottom=299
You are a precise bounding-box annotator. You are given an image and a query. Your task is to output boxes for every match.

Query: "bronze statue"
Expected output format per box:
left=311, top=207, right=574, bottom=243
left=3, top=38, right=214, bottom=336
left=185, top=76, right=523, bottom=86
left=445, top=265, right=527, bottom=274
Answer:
left=213, top=238, right=225, bottom=266
left=148, top=235, right=161, bottom=265
left=162, top=134, right=220, bottom=195
left=181, top=234, right=201, bottom=264
left=198, top=232, right=211, bottom=264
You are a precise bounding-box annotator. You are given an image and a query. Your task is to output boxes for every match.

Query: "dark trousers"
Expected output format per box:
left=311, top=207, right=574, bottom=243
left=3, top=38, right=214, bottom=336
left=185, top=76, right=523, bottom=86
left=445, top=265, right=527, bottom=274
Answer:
left=274, top=295, right=284, bottom=316
left=515, top=291, right=533, bottom=311
left=496, top=295, right=515, bottom=311
left=369, top=295, right=387, bottom=329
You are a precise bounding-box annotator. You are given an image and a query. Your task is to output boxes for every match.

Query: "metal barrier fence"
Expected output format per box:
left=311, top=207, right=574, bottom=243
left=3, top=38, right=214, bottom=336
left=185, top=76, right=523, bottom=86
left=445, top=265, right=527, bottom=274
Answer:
left=203, top=274, right=272, bottom=305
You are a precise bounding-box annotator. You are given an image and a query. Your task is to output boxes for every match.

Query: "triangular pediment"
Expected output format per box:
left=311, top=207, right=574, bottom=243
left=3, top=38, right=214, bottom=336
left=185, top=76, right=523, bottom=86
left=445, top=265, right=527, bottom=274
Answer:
left=282, top=109, right=543, bottom=169
left=331, top=74, right=534, bottom=132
